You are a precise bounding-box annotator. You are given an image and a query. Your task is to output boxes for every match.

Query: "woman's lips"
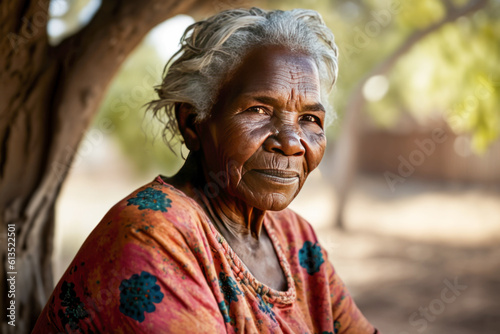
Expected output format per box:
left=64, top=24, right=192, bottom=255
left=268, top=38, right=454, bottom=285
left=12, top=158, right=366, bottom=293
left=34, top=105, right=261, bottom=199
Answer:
left=252, top=169, right=300, bottom=184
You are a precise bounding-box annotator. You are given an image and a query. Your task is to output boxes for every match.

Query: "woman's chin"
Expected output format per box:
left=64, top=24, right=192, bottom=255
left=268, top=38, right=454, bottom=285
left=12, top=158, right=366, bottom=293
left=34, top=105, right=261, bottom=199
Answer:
left=236, top=190, right=296, bottom=212
left=235, top=173, right=302, bottom=211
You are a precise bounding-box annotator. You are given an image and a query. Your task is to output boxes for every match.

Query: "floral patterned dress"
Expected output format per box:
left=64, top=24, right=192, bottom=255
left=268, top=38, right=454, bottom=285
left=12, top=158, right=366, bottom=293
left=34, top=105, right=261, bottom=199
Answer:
left=33, top=176, right=378, bottom=333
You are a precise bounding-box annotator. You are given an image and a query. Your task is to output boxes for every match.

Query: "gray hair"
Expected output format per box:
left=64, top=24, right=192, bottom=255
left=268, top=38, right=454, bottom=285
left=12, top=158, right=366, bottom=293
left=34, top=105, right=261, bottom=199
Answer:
left=148, top=7, right=339, bottom=147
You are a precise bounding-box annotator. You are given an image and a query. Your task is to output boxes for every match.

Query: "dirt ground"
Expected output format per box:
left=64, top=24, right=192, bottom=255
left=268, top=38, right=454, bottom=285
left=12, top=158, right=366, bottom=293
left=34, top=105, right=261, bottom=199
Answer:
left=317, top=229, right=500, bottom=334
left=55, top=138, right=500, bottom=334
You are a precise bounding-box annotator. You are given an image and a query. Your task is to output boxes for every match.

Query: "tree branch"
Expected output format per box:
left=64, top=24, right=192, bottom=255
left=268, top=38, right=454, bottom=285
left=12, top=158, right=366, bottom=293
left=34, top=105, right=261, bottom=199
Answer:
left=27, top=0, right=218, bottom=210
left=0, top=0, right=50, bottom=38
left=0, top=0, right=51, bottom=160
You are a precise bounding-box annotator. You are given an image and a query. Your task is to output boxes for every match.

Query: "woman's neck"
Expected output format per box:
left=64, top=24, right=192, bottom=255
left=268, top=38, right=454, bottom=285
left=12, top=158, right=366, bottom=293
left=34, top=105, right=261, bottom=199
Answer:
left=203, top=190, right=265, bottom=242
left=168, top=153, right=266, bottom=241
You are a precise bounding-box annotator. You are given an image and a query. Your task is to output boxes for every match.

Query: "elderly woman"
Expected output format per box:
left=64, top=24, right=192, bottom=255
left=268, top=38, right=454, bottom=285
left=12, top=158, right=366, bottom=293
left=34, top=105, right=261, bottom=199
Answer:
left=34, top=7, right=378, bottom=334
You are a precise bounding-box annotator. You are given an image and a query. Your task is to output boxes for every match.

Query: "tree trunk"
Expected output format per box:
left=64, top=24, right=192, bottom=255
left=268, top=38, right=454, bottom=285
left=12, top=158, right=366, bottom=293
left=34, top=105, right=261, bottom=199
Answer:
left=0, top=0, right=223, bottom=331
left=328, top=0, right=488, bottom=229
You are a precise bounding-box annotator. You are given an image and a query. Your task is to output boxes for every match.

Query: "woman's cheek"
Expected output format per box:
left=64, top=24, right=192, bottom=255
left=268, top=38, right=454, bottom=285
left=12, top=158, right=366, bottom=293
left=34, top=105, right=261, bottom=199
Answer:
left=305, top=132, right=326, bottom=172
left=224, top=159, right=243, bottom=194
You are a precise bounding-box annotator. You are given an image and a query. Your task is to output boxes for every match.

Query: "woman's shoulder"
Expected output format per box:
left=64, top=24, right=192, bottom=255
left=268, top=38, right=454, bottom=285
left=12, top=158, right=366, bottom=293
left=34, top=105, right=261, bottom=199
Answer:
left=79, top=176, right=209, bottom=257
left=39, top=177, right=221, bottom=333
left=105, top=175, right=204, bottom=230
left=57, top=176, right=214, bottom=284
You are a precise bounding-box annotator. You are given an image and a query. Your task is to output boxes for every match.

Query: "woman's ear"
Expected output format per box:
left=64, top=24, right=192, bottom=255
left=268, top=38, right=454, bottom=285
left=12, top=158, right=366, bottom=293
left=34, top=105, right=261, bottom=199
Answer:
left=176, top=103, right=200, bottom=151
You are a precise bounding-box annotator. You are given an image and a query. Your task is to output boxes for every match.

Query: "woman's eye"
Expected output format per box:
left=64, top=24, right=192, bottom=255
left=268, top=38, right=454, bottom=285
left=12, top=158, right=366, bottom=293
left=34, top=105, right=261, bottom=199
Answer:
left=300, top=115, right=320, bottom=124
left=247, top=107, right=267, bottom=114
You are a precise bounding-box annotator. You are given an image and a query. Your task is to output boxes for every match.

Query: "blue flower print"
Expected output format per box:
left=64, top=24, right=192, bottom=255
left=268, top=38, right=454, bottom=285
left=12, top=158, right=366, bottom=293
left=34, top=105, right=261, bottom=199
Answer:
left=218, top=301, right=231, bottom=323
left=58, top=281, right=89, bottom=331
left=127, top=188, right=172, bottom=212
left=219, top=272, right=243, bottom=307
left=119, top=271, right=164, bottom=323
left=334, top=320, right=341, bottom=333
left=257, top=294, right=276, bottom=322
left=298, top=241, right=325, bottom=275
left=320, top=321, right=340, bottom=334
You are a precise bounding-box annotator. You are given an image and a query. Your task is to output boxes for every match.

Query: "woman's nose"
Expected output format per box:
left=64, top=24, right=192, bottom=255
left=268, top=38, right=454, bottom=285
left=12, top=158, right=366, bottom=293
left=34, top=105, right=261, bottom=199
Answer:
left=263, top=128, right=305, bottom=156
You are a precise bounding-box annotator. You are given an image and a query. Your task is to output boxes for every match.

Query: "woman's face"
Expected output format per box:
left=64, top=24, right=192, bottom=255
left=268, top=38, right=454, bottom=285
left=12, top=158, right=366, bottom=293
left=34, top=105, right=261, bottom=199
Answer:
left=197, top=45, right=326, bottom=211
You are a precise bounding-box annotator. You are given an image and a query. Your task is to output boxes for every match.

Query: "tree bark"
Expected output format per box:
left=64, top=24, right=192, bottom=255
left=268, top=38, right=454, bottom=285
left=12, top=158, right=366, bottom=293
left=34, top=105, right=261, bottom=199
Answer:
left=0, top=0, right=223, bottom=332
left=328, top=0, right=488, bottom=228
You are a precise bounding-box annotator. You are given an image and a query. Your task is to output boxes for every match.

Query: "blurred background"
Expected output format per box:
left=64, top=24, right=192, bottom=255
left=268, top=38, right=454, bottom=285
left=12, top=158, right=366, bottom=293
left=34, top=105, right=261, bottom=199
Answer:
left=48, top=0, right=499, bottom=333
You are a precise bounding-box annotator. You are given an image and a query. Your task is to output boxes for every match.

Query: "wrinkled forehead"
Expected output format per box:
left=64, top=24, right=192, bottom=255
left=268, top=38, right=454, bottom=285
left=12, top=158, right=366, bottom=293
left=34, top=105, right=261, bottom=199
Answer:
left=223, top=45, right=322, bottom=102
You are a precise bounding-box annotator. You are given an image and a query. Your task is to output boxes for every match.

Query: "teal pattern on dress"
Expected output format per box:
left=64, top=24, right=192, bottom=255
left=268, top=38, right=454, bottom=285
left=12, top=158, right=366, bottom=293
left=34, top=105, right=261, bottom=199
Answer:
left=58, top=281, right=89, bottom=331
left=219, top=272, right=243, bottom=307
left=334, top=320, right=341, bottom=333
left=257, top=294, right=276, bottom=322
left=127, top=188, right=172, bottom=212
left=298, top=241, right=325, bottom=275
left=119, top=271, right=164, bottom=322
left=321, top=321, right=340, bottom=334
left=218, top=301, right=231, bottom=323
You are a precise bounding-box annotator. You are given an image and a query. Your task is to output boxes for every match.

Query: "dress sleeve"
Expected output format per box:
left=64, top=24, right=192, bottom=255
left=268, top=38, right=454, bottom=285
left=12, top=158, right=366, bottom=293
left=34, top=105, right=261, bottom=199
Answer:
left=33, top=199, right=227, bottom=334
left=324, top=254, right=379, bottom=334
